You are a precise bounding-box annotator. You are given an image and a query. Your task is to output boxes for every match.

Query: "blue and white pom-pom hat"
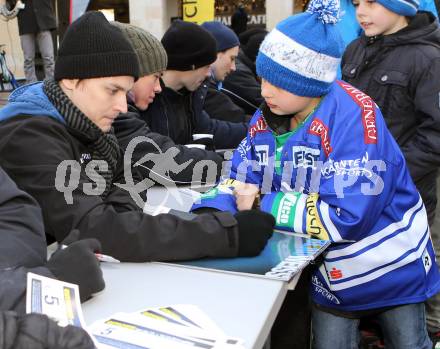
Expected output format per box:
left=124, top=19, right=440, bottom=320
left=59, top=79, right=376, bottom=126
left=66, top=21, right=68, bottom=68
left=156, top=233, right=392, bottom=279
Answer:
left=256, top=0, right=344, bottom=97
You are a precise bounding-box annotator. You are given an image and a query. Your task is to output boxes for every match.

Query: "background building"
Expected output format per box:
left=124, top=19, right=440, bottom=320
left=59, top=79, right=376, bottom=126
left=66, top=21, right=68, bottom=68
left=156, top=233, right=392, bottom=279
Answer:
left=0, top=0, right=302, bottom=82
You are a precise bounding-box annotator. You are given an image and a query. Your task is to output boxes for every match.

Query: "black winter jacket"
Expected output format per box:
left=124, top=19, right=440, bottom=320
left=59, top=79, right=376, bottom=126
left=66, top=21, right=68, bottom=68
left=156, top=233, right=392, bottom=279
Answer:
left=140, top=80, right=247, bottom=149
left=223, top=49, right=263, bottom=115
left=0, top=79, right=242, bottom=262
left=0, top=115, right=241, bottom=262
left=0, top=166, right=54, bottom=314
left=12, top=0, right=57, bottom=35
left=231, top=8, right=248, bottom=36
left=204, top=77, right=249, bottom=123
left=114, top=109, right=224, bottom=184
left=342, top=12, right=440, bottom=223
left=0, top=312, right=94, bottom=349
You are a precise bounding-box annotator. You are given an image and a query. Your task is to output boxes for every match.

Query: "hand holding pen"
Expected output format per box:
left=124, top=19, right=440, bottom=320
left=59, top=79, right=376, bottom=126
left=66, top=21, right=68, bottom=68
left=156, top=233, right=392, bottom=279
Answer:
left=46, top=230, right=105, bottom=302
left=94, top=253, right=120, bottom=263
left=54, top=229, right=120, bottom=263
left=58, top=245, right=120, bottom=263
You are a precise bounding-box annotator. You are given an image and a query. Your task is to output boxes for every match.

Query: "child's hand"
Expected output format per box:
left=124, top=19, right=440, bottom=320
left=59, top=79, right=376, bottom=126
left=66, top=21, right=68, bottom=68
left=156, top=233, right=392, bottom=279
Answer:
left=233, top=182, right=260, bottom=211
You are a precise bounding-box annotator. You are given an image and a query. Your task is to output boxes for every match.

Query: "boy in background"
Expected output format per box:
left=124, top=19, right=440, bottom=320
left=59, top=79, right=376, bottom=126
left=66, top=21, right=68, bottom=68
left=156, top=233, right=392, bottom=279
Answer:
left=341, top=0, right=440, bottom=344
left=193, top=0, right=440, bottom=347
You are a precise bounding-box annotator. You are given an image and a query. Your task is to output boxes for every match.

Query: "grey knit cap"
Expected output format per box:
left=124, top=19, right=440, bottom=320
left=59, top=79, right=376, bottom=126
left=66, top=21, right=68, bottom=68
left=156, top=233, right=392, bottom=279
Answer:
left=112, top=22, right=168, bottom=77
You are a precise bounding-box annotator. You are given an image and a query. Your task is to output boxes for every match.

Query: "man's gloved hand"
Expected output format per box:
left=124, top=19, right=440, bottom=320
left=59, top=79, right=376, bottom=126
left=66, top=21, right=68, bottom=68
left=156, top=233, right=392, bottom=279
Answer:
left=46, top=230, right=105, bottom=302
left=234, top=210, right=275, bottom=257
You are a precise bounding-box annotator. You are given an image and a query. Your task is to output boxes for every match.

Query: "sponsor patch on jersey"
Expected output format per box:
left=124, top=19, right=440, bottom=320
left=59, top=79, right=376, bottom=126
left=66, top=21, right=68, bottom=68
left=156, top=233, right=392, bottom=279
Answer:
left=321, top=152, right=373, bottom=179
left=271, top=192, right=300, bottom=228
left=237, top=138, right=252, bottom=161
left=308, top=118, right=332, bottom=156
left=249, top=116, right=268, bottom=138
left=329, top=267, right=343, bottom=280
left=255, top=145, right=269, bottom=166
left=312, top=275, right=341, bottom=304
left=422, top=248, right=432, bottom=274
left=291, top=146, right=320, bottom=169
left=306, top=193, right=329, bottom=240
left=337, top=81, right=377, bottom=144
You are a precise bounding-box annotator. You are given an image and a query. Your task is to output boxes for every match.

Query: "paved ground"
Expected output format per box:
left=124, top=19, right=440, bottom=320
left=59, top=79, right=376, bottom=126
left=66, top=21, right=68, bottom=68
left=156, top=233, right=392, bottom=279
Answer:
left=0, top=91, right=10, bottom=107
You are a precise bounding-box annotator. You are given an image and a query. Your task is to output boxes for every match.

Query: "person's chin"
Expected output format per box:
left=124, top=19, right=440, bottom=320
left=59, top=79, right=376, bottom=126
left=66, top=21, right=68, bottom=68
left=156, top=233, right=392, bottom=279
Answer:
left=188, top=85, right=198, bottom=92
left=363, top=26, right=379, bottom=37
left=138, top=102, right=150, bottom=111
left=101, top=118, right=116, bottom=132
left=100, top=125, right=112, bottom=133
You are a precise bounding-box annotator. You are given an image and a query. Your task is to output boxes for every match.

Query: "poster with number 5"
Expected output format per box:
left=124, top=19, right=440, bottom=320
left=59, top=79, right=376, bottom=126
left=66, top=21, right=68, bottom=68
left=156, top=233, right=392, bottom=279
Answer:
left=26, top=272, right=86, bottom=328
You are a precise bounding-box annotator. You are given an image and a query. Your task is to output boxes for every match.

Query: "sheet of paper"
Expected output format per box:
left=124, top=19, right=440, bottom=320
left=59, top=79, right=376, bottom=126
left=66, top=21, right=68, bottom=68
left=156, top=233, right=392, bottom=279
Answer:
left=155, top=304, right=226, bottom=337
left=89, top=304, right=245, bottom=349
left=90, top=312, right=241, bottom=349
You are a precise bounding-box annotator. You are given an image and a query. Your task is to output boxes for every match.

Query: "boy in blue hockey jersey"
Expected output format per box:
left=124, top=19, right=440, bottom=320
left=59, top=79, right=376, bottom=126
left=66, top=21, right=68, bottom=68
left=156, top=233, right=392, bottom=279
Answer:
left=192, top=0, right=440, bottom=347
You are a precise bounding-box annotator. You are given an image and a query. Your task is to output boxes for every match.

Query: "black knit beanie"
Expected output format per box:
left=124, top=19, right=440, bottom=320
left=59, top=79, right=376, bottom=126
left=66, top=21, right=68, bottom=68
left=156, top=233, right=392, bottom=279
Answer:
left=243, top=31, right=267, bottom=63
left=238, top=28, right=268, bottom=45
left=161, top=20, right=217, bottom=71
left=55, top=11, right=139, bottom=80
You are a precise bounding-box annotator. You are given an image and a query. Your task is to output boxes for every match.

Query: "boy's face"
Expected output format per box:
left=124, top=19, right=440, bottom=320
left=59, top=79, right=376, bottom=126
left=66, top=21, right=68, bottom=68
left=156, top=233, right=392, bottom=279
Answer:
left=61, top=76, right=134, bottom=132
left=211, top=46, right=239, bottom=82
left=179, top=65, right=211, bottom=91
left=131, top=72, right=162, bottom=111
left=261, top=79, right=314, bottom=116
left=353, top=0, right=409, bottom=36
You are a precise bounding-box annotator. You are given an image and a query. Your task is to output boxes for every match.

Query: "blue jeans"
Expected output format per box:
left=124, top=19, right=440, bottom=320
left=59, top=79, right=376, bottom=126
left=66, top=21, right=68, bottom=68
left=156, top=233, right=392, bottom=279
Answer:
left=312, top=303, right=432, bottom=349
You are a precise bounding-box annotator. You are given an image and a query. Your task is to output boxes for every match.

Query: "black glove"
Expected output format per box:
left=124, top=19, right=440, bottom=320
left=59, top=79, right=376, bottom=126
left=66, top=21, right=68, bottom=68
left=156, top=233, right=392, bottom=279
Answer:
left=46, top=230, right=105, bottom=302
left=4, top=312, right=95, bottom=349
left=235, top=210, right=275, bottom=257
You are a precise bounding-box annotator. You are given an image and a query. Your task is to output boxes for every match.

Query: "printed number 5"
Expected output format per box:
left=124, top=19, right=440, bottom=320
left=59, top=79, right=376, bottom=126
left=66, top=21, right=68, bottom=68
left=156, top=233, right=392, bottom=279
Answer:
left=44, top=295, right=60, bottom=305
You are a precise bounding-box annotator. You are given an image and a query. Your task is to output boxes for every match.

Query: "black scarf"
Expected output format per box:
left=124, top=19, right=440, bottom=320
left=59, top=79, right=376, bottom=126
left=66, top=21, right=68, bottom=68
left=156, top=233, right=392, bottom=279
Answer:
left=261, top=102, right=294, bottom=135
left=44, top=79, right=119, bottom=197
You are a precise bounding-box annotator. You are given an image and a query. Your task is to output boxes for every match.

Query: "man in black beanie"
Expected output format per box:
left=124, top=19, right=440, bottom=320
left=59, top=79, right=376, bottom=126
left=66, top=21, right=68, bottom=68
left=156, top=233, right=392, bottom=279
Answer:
left=222, top=28, right=268, bottom=116
left=201, top=21, right=251, bottom=124
left=112, top=22, right=224, bottom=185
left=0, top=12, right=275, bottom=264
left=143, top=20, right=247, bottom=150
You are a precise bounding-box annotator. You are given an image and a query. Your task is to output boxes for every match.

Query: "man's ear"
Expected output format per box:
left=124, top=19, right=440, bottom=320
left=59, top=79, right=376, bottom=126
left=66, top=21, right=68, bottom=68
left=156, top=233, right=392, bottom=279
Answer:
left=60, top=78, right=80, bottom=91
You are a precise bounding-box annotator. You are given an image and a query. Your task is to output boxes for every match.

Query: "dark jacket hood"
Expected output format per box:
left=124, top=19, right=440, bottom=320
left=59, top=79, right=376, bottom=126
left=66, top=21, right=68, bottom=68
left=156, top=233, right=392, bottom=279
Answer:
left=0, top=82, right=65, bottom=124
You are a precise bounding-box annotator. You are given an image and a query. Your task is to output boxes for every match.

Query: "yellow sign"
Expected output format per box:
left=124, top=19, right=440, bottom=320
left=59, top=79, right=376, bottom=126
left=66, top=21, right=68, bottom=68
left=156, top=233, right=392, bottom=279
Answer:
left=182, top=0, right=215, bottom=24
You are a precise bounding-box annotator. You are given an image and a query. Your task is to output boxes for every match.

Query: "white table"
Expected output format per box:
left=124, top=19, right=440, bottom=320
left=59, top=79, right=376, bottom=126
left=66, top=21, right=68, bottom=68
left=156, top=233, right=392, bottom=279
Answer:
left=83, top=262, right=288, bottom=349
